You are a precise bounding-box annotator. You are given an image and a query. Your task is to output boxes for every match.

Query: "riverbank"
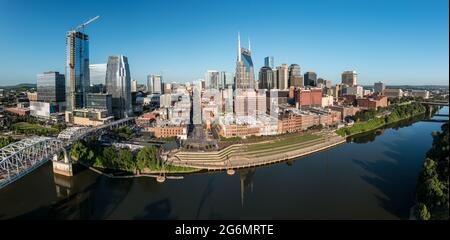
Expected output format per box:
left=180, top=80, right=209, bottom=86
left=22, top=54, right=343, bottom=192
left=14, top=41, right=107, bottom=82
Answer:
left=167, top=133, right=346, bottom=170
left=336, top=102, right=427, bottom=137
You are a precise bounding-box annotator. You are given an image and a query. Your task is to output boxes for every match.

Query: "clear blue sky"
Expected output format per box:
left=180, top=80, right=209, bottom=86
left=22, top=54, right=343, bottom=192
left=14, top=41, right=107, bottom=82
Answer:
left=0, top=0, right=448, bottom=86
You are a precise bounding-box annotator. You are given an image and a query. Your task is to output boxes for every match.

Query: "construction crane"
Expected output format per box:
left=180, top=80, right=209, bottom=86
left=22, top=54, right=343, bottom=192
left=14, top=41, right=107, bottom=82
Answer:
left=73, top=15, right=100, bottom=32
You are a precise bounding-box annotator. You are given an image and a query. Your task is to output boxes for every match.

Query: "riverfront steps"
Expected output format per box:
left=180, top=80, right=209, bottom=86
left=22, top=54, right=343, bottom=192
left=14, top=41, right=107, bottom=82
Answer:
left=168, top=134, right=346, bottom=170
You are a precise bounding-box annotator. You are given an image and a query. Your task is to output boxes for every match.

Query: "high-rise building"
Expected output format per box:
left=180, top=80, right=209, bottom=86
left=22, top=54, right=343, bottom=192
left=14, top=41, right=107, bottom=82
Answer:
left=37, top=71, right=65, bottom=103
left=65, top=31, right=90, bottom=111
left=342, top=71, right=358, bottom=86
left=277, top=64, right=289, bottom=90
left=205, top=70, right=220, bottom=90
left=235, top=33, right=255, bottom=89
left=288, top=64, right=302, bottom=88
left=304, top=72, right=317, bottom=87
left=258, top=66, right=274, bottom=90
left=86, top=93, right=112, bottom=116
left=264, top=56, right=274, bottom=69
left=131, top=79, right=137, bottom=92
left=219, top=71, right=227, bottom=90
left=105, top=55, right=132, bottom=119
left=272, top=69, right=278, bottom=89
left=89, top=63, right=106, bottom=85
left=147, top=74, right=162, bottom=94
left=374, top=81, right=385, bottom=95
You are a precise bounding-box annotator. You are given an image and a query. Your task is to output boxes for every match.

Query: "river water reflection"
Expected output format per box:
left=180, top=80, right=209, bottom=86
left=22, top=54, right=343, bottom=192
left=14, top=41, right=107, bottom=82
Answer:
left=0, top=107, right=448, bottom=219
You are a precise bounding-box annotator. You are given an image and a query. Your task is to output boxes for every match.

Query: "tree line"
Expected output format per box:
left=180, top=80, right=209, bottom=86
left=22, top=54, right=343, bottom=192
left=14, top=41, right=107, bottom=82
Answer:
left=415, top=123, right=449, bottom=220
left=70, top=137, right=160, bottom=174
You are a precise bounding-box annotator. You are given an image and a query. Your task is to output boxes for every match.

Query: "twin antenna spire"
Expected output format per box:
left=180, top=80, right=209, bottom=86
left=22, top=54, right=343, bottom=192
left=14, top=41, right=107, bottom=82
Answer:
left=237, top=31, right=251, bottom=62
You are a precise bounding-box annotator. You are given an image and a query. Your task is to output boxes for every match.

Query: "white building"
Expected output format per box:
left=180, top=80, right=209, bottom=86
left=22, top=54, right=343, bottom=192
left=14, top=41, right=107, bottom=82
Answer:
left=321, top=95, right=334, bottom=107
left=346, top=85, right=364, bottom=98
left=384, top=88, right=404, bottom=98
left=411, top=90, right=430, bottom=99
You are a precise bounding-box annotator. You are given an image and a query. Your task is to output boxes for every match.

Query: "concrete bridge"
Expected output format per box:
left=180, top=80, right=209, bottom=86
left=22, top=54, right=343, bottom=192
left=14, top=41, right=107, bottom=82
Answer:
left=0, top=117, right=135, bottom=190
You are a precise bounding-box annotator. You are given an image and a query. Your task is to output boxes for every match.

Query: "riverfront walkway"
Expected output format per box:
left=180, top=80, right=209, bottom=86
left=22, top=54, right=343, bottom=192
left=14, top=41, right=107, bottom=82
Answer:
left=167, top=133, right=346, bottom=170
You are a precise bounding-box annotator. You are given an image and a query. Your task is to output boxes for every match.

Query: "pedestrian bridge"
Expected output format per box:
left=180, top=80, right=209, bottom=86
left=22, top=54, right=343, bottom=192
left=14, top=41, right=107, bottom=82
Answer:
left=0, top=117, right=136, bottom=190
left=0, top=137, right=65, bottom=189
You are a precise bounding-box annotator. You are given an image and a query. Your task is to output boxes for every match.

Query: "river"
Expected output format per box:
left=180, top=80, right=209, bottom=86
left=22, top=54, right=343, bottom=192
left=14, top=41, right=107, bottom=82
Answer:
left=0, top=107, right=448, bottom=220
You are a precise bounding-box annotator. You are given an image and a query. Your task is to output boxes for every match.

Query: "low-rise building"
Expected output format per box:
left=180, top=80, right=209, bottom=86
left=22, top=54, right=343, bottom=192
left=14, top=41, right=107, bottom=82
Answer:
left=145, top=125, right=187, bottom=138
left=66, top=108, right=114, bottom=126
left=356, top=96, right=388, bottom=109
left=411, top=90, right=430, bottom=99
left=384, top=88, right=404, bottom=98
left=329, top=105, right=360, bottom=121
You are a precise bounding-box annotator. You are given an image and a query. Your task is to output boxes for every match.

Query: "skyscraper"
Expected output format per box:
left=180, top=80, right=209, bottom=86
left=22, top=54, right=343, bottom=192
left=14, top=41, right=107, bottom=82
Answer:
left=37, top=71, right=65, bottom=103
left=258, top=66, right=273, bottom=90
left=147, top=75, right=162, bottom=94
left=342, top=71, right=358, bottom=86
left=272, top=69, right=278, bottom=89
left=235, top=33, right=255, bottom=90
left=277, top=64, right=289, bottom=90
left=89, top=63, right=106, bottom=85
left=105, top=55, right=132, bottom=119
left=219, top=71, right=227, bottom=90
left=65, top=31, right=90, bottom=111
left=304, top=72, right=317, bottom=87
left=131, top=79, right=137, bottom=92
left=205, top=70, right=220, bottom=90
left=264, top=56, right=274, bottom=69
left=288, top=64, right=302, bottom=88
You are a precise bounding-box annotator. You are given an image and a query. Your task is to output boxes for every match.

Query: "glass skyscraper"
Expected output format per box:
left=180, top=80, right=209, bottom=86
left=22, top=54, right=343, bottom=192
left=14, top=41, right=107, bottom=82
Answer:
left=264, top=56, right=274, bottom=69
left=258, top=66, right=274, bottom=90
left=304, top=72, right=317, bottom=87
left=105, top=55, right=132, bottom=119
left=235, top=33, right=255, bottom=90
left=65, top=31, right=90, bottom=111
left=288, top=64, right=303, bottom=88
left=37, top=71, right=65, bottom=103
left=147, top=74, right=162, bottom=94
left=205, top=70, right=220, bottom=90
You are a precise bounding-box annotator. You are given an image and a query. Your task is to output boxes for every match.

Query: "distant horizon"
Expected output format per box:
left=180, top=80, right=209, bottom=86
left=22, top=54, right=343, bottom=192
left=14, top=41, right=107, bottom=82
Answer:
left=0, top=0, right=448, bottom=86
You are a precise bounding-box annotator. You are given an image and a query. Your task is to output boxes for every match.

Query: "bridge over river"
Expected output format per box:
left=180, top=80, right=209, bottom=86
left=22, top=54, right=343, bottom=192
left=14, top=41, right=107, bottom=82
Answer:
left=0, top=117, right=135, bottom=190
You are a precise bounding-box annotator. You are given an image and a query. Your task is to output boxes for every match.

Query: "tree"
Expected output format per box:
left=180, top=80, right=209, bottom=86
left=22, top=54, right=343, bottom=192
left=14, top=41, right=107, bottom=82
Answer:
left=136, top=146, right=158, bottom=172
left=70, top=141, right=88, bottom=161
left=415, top=203, right=431, bottom=220
left=102, top=147, right=118, bottom=169
left=116, top=148, right=135, bottom=171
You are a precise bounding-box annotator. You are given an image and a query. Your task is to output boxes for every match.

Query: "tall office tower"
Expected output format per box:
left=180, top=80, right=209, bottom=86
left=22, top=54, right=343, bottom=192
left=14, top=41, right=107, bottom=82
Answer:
left=205, top=70, right=220, bottom=90
left=235, top=33, right=255, bottom=89
left=288, top=64, right=302, bottom=88
left=65, top=31, right=90, bottom=111
left=276, top=64, right=289, bottom=90
left=105, top=55, right=132, bottom=119
left=37, top=71, right=65, bottom=103
left=219, top=71, right=227, bottom=90
left=258, top=66, right=273, bottom=90
left=147, top=74, right=162, bottom=94
left=374, top=81, right=385, bottom=95
left=131, top=79, right=137, bottom=92
left=89, top=63, right=107, bottom=85
left=264, top=56, right=274, bottom=69
left=146, top=75, right=153, bottom=94
left=192, top=81, right=202, bottom=125
left=304, top=72, right=317, bottom=87
left=272, top=69, right=278, bottom=89
left=342, top=71, right=358, bottom=86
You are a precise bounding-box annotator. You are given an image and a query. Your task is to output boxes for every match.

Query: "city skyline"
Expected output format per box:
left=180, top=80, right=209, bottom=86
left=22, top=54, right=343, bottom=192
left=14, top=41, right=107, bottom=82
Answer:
left=0, top=0, right=448, bottom=86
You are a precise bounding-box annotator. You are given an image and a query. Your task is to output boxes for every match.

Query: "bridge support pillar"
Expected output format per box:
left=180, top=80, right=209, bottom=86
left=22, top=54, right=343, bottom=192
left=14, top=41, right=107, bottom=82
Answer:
left=52, top=149, right=73, bottom=177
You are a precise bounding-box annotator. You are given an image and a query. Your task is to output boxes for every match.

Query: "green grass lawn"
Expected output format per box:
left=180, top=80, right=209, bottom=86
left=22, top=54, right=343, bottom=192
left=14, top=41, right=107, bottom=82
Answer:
left=246, top=134, right=322, bottom=152
left=11, top=122, right=60, bottom=135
